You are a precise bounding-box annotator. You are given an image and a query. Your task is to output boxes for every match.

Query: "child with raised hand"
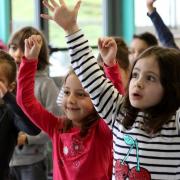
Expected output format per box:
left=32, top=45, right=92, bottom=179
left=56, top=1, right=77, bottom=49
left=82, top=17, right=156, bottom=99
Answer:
left=41, top=0, right=180, bottom=179
left=146, top=0, right=179, bottom=49
left=0, top=50, right=40, bottom=180
left=97, top=36, right=130, bottom=95
left=8, top=26, right=61, bottom=180
left=16, top=34, right=113, bottom=180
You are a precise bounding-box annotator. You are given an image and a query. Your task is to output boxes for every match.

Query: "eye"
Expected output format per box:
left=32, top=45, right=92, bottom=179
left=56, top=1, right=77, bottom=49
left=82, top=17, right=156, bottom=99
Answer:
left=64, top=90, right=70, bottom=96
left=146, top=75, right=156, bottom=82
left=77, top=92, right=86, bottom=97
left=9, top=45, right=17, bottom=51
left=131, top=71, right=138, bottom=79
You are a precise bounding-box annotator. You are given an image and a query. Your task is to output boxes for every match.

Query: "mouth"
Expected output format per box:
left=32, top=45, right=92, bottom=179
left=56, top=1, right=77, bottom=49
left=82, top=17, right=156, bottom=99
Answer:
left=66, top=107, right=80, bottom=111
left=131, top=92, right=142, bottom=100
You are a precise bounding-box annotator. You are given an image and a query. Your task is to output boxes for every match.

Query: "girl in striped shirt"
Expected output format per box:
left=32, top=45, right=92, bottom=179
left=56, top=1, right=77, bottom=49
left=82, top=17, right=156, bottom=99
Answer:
left=41, top=0, right=180, bottom=179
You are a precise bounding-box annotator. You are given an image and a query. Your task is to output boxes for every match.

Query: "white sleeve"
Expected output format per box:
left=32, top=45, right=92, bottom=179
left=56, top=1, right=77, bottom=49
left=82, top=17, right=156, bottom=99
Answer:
left=176, top=108, right=180, bottom=135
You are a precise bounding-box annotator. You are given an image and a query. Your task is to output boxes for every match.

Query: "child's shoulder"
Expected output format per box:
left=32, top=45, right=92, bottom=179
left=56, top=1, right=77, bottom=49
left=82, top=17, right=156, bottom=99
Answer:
left=97, top=118, right=112, bottom=134
left=0, top=104, right=14, bottom=126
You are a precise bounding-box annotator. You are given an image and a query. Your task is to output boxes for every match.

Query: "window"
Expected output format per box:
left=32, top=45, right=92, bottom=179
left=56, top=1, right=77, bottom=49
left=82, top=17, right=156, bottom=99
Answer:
left=49, top=0, right=103, bottom=47
left=11, top=0, right=34, bottom=32
left=135, top=0, right=180, bottom=35
left=49, top=0, right=102, bottom=77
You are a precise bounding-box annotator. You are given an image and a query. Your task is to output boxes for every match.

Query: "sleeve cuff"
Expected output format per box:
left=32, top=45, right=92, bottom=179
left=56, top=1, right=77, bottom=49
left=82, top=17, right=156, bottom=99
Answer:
left=147, top=7, right=156, bottom=17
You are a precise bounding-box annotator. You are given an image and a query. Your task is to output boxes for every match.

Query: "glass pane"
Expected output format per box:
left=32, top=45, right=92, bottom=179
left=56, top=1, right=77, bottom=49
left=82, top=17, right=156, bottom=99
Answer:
left=49, top=0, right=102, bottom=77
left=134, top=0, right=180, bottom=33
left=11, top=0, right=35, bottom=32
left=49, top=0, right=103, bottom=47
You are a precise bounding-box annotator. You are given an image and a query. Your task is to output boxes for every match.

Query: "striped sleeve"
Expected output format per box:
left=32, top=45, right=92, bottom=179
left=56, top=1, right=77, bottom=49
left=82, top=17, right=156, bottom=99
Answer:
left=66, top=30, right=123, bottom=128
left=176, top=108, right=180, bottom=135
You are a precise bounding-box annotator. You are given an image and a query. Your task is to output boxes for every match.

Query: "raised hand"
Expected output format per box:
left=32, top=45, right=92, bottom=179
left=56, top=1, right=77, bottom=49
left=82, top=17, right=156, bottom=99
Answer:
left=41, top=0, right=81, bottom=34
left=146, top=0, right=156, bottom=13
left=98, top=37, right=117, bottom=67
left=24, top=35, right=42, bottom=60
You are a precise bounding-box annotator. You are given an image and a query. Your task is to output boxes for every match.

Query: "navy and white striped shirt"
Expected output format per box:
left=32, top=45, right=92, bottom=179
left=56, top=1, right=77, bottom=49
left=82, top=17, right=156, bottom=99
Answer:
left=66, top=30, right=180, bottom=180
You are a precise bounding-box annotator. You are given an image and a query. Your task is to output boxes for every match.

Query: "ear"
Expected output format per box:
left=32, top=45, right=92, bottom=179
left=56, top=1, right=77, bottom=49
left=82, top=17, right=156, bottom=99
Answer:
left=8, top=81, right=16, bottom=92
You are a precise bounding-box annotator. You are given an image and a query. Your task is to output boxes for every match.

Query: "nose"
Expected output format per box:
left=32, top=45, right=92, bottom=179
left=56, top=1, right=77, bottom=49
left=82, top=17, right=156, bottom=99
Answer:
left=68, top=93, right=76, bottom=104
left=135, top=78, right=144, bottom=89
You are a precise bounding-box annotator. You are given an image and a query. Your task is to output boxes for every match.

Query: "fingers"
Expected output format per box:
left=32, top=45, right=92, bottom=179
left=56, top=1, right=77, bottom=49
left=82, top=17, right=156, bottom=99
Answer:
left=41, top=0, right=59, bottom=21
left=25, top=39, right=30, bottom=50
left=43, top=0, right=54, bottom=11
left=98, top=38, right=102, bottom=49
left=74, top=0, right=81, bottom=14
left=40, top=14, right=53, bottom=21
left=100, top=37, right=115, bottom=48
left=50, top=0, right=59, bottom=7
left=25, top=35, right=42, bottom=49
left=59, top=0, right=65, bottom=6
left=31, top=35, right=42, bottom=47
left=36, top=35, right=42, bottom=44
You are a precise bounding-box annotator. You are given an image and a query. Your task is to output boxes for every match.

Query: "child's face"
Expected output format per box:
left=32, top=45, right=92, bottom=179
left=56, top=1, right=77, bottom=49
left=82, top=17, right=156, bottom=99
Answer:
left=62, top=74, right=94, bottom=127
left=0, top=63, right=15, bottom=91
left=129, top=38, right=149, bottom=66
left=9, top=45, right=24, bottom=67
left=129, top=56, right=164, bottom=110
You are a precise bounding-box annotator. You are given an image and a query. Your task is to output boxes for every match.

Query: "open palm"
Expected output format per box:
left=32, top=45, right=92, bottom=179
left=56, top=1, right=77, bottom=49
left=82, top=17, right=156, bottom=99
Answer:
left=41, top=0, right=81, bottom=33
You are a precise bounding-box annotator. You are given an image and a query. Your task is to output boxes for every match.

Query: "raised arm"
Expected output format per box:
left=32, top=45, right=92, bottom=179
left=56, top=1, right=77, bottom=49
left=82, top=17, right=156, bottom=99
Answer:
left=146, top=0, right=179, bottom=49
left=41, top=0, right=81, bottom=35
left=41, top=0, right=124, bottom=128
left=16, top=35, right=62, bottom=137
left=98, top=37, right=125, bottom=94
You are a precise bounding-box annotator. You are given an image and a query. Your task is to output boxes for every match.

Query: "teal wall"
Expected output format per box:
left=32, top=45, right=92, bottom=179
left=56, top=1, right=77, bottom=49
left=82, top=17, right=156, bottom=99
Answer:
left=103, top=0, right=135, bottom=45
left=121, top=0, right=135, bottom=44
left=0, top=0, right=11, bottom=44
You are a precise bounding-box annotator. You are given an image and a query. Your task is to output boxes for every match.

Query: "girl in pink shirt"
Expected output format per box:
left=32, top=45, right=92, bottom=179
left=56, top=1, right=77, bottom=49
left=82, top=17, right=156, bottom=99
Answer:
left=16, top=35, right=114, bottom=180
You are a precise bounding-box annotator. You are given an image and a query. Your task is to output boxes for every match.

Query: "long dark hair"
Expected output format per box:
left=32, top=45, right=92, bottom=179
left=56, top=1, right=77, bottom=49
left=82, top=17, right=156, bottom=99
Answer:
left=122, top=46, right=180, bottom=134
left=62, top=68, right=100, bottom=137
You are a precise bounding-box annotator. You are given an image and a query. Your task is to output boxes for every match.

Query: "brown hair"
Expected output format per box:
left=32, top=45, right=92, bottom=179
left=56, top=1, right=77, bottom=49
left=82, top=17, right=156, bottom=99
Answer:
left=62, top=68, right=100, bottom=137
left=8, top=26, right=49, bottom=71
left=122, top=46, right=180, bottom=134
left=0, top=50, right=17, bottom=84
left=133, top=32, right=158, bottom=47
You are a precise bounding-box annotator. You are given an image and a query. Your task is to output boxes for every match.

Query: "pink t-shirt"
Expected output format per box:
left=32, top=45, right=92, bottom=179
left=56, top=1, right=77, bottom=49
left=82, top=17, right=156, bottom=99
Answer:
left=17, top=58, right=113, bottom=180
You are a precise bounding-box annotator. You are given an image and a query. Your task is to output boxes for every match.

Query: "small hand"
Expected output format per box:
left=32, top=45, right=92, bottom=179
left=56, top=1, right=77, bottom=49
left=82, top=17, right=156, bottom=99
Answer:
left=24, top=35, right=42, bottom=60
left=41, top=0, right=81, bottom=34
left=17, top=132, right=27, bottom=146
left=0, top=82, right=8, bottom=98
left=146, top=0, right=156, bottom=13
left=98, top=37, right=117, bottom=67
